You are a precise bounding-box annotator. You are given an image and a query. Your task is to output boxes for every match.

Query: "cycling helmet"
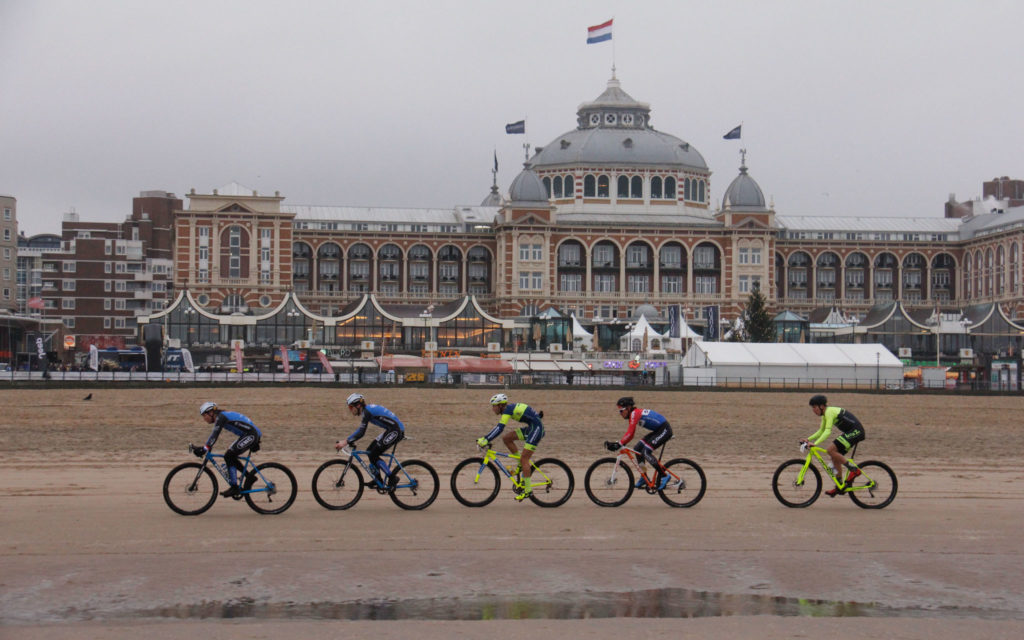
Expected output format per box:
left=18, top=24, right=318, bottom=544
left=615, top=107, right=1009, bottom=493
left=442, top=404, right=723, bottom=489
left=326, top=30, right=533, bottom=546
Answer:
left=199, top=401, right=217, bottom=416
left=489, top=393, right=508, bottom=405
left=346, top=393, right=365, bottom=407
left=616, top=396, right=635, bottom=409
left=809, top=394, right=828, bottom=407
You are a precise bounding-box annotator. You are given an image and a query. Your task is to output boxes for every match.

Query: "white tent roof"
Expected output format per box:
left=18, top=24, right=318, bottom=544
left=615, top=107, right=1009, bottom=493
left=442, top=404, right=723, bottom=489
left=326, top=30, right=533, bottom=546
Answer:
left=684, top=342, right=902, bottom=367
left=624, top=314, right=666, bottom=339
left=571, top=315, right=593, bottom=339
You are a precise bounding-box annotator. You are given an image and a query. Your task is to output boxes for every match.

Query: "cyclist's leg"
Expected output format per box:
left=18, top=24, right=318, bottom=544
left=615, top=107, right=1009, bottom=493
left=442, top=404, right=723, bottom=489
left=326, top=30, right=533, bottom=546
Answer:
left=519, top=422, right=544, bottom=480
left=224, top=435, right=257, bottom=486
left=643, top=424, right=672, bottom=473
left=368, top=429, right=402, bottom=479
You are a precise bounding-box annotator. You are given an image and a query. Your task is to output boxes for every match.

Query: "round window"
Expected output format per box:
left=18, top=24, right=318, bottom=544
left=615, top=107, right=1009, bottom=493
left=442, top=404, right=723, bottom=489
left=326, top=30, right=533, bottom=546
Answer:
left=196, top=294, right=210, bottom=306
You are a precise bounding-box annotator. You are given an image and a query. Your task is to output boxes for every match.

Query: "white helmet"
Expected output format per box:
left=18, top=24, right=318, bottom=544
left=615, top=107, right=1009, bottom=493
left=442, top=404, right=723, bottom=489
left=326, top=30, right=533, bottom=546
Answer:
left=489, top=393, right=508, bottom=406
left=346, top=393, right=365, bottom=406
left=199, top=401, right=217, bottom=416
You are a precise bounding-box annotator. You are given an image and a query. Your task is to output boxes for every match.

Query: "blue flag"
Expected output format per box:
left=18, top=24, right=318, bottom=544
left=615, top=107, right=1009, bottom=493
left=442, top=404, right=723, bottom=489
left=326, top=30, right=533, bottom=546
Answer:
left=505, top=120, right=525, bottom=134
left=723, top=125, right=742, bottom=140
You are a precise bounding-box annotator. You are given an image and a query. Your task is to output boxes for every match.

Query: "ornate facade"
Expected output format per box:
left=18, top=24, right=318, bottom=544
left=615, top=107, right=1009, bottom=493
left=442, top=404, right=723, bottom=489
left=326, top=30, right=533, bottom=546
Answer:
left=166, top=76, right=1023, bottom=346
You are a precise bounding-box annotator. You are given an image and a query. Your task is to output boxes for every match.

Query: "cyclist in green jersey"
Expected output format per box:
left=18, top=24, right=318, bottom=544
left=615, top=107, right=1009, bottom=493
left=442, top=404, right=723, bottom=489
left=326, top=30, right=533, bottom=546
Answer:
left=802, top=394, right=865, bottom=497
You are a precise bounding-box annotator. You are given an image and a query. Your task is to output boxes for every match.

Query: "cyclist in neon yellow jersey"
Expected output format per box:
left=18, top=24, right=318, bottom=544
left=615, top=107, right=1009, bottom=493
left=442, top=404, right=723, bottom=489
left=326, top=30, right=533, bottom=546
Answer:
left=476, top=393, right=544, bottom=502
left=802, top=394, right=865, bottom=497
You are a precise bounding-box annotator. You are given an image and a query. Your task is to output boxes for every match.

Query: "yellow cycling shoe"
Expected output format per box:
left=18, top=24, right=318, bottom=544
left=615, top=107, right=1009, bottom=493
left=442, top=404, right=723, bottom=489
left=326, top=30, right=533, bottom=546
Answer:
left=514, top=489, right=532, bottom=502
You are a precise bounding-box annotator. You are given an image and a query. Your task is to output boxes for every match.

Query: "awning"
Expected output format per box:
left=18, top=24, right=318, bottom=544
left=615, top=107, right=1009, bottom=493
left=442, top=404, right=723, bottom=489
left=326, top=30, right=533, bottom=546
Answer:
left=377, top=355, right=513, bottom=373
left=510, top=359, right=562, bottom=372
left=329, top=360, right=378, bottom=369
left=555, top=360, right=591, bottom=372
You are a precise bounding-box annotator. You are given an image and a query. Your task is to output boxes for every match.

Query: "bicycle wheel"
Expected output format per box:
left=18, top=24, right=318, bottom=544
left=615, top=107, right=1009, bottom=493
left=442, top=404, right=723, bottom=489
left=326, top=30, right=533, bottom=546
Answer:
left=163, top=462, right=218, bottom=516
left=772, top=459, right=822, bottom=508
left=659, top=458, right=707, bottom=508
left=847, top=460, right=898, bottom=509
left=450, top=457, right=501, bottom=507
left=388, top=460, right=440, bottom=510
left=311, top=459, right=365, bottom=510
left=243, top=462, right=297, bottom=515
left=584, top=458, right=635, bottom=507
left=527, top=458, right=574, bottom=507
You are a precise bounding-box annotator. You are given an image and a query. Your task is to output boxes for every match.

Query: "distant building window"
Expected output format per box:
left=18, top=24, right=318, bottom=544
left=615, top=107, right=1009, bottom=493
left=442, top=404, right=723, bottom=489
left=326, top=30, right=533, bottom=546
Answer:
left=63, top=317, right=75, bottom=328
left=104, top=317, right=111, bottom=328
left=62, top=280, right=75, bottom=291
left=3, top=208, right=10, bottom=220
left=63, top=261, right=76, bottom=272
left=62, top=298, right=75, bottom=309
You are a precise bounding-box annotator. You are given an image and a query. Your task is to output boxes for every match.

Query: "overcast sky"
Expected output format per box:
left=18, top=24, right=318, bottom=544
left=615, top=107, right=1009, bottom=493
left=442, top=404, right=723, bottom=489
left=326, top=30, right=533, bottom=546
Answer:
left=2, top=0, right=1021, bottom=236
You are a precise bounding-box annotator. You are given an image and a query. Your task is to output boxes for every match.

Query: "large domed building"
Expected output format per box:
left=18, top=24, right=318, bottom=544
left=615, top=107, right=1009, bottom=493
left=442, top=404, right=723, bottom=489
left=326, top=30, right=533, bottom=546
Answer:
left=124, top=74, right=1024, bottom=362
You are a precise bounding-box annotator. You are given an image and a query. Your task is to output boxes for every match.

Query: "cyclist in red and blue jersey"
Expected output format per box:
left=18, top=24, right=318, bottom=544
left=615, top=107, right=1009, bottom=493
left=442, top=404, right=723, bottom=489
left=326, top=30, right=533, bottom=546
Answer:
left=477, top=393, right=544, bottom=502
left=604, top=396, right=673, bottom=490
left=337, top=392, right=405, bottom=486
left=196, top=401, right=262, bottom=499
left=802, top=394, right=865, bottom=497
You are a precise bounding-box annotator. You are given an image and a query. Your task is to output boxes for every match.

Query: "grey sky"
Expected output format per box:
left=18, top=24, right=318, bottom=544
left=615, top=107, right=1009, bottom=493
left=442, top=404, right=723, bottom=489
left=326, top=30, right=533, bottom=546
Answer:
left=2, top=0, right=1021, bottom=236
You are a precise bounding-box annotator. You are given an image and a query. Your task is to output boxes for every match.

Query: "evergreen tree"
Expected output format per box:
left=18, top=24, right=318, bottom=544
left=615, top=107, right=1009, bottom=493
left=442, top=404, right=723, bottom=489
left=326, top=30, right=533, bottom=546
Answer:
left=743, top=282, right=777, bottom=342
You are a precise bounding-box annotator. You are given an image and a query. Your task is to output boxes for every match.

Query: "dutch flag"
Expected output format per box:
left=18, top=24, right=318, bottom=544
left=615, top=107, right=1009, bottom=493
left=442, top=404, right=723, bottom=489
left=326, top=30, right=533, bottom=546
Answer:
left=587, top=19, right=613, bottom=44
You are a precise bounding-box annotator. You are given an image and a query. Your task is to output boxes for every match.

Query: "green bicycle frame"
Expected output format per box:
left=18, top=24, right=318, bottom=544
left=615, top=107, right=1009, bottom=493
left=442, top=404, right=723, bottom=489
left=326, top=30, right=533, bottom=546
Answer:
left=798, top=445, right=873, bottom=493
left=479, top=447, right=553, bottom=492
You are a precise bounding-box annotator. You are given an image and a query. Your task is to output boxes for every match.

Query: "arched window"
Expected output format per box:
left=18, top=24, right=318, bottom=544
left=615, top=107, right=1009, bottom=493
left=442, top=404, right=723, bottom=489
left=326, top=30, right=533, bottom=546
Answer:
left=665, top=176, right=676, bottom=198
left=553, top=176, right=563, bottom=198
left=542, top=177, right=551, bottom=198
left=617, top=176, right=629, bottom=198
left=584, top=174, right=596, bottom=197
left=698, top=180, right=706, bottom=203
left=684, top=178, right=692, bottom=200
left=564, top=175, right=574, bottom=198
left=597, top=174, right=610, bottom=197
left=651, top=176, right=663, bottom=199
left=631, top=176, right=643, bottom=198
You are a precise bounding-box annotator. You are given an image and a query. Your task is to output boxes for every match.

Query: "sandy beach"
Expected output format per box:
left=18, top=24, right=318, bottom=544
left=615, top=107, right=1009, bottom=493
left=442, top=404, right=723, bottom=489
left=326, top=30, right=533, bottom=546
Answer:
left=1, top=387, right=1021, bottom=639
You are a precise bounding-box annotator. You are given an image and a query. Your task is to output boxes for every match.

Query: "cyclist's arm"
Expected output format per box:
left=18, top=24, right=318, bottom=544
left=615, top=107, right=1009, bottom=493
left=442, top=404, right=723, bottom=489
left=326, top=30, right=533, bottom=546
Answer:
left=346, top=413, right=371, bottom=444
left=203, top=416, right=224, bottom=450
left=482, top=412, right=512, bottom=443
left=807, top=409, right=837, bottom=445
left=619, top=409, right=640, bottom=446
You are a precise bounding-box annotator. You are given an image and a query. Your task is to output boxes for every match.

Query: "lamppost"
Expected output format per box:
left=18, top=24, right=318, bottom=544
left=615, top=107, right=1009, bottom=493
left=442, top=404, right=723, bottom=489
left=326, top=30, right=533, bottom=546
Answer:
left=420, top=305, right=434, bottom=380
left=876, top=351, right=880, bottom=390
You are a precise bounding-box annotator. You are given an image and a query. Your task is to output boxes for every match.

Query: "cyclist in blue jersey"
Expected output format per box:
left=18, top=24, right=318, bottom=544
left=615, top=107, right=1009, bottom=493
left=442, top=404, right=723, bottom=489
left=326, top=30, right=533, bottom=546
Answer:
left=604, top=396, right=673, bottom=490
left=337, top=392, right=405, bottom=486
left=477, top=393, right=544, bottom=502
left=196, top=401, right=262, bottom=499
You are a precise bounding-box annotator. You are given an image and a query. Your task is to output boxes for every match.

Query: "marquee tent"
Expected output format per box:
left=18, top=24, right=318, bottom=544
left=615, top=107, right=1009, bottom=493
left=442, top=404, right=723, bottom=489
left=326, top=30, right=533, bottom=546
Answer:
left=678, top=342, right=903, bottom=386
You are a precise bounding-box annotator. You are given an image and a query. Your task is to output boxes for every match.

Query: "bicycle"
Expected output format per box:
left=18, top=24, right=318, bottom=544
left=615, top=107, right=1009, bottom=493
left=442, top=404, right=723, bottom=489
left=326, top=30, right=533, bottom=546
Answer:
left=584, top=443, right=706, bottom=508
left=772, top=442, right=898, bottom=509
left=163, top=443, right=297, bottom=515
left=449, top=444, right=574, bottom=507
left=311, top=441, right=439, bottom=510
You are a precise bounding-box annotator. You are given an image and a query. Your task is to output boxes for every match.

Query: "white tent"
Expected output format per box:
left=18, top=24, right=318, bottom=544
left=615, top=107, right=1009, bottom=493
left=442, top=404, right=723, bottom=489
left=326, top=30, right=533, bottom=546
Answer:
left=570, top=314, right=594, bottom=351
left=619, top=315, right=667, bottom=351
left=679, top=342, right=903, bottom=387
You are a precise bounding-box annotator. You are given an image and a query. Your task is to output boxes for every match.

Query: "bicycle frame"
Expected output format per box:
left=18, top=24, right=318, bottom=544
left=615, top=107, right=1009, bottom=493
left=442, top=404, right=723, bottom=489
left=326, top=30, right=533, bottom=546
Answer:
left=797, top=444, right=874, bottom=493
left=607, top=444, right=674, bottom=489
left=479, top=445, right=554, bottom=492
left=338, top=446, right=404, bottom=490
left=193, top=447, right=273, bottom=498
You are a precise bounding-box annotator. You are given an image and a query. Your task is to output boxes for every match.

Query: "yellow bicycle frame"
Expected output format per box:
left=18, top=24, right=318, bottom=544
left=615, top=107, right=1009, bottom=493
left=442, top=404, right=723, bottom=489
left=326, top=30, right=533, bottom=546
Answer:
left=799, top=445, right=874, bottom=493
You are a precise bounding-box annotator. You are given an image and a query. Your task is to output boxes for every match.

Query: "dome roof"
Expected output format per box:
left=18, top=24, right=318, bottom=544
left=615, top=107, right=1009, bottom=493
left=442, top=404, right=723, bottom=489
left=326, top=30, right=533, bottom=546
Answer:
left=480, top=184, right=503, bottom=207
left=508, top=165, right=549, bottom=203
left=722, top=162, right=766, bottom=210
left=529, top=77, right=707, bottom=170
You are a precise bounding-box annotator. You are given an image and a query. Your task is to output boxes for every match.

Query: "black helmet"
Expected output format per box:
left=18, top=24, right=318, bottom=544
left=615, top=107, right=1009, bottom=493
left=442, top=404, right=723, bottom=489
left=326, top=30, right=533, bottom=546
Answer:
left=616, top=396, right=635, bottom=409
left=809, top=394, right=828, bottom=407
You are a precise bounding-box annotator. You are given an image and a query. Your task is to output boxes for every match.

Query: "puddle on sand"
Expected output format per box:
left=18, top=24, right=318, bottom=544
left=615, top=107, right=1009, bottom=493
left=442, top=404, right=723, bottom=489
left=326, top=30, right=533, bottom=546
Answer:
left=112, top=587, right=1017, bottom=622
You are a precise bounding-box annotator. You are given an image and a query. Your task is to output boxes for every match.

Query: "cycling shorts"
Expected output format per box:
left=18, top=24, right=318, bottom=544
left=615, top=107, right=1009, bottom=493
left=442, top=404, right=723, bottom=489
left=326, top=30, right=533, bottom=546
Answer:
left=514, top=420, right=545, bottom=451
left=834, top=427, right=865, bottom=454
